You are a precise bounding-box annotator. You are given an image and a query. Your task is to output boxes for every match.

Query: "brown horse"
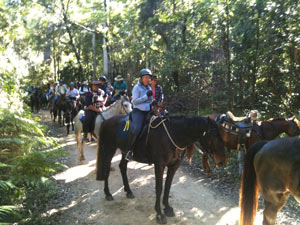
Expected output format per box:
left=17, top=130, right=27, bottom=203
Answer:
left=239, top=137, right=300, bottom=225
left=203, top=115, right=300, bottom=173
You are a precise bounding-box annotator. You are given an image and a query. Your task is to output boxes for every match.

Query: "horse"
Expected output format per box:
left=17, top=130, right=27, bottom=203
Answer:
left=73, top=94, right=132, bottom=164
left=30, top=88, right=42, bottom=113
left=96, top=115, right=226, bottom=224
left=202, top=115, right=300, bottom=173
left=239, top=137, right=300, bottom=225
left=52, top=94, right=73, bottom=128
left=64, top=97, right=81, bottom=135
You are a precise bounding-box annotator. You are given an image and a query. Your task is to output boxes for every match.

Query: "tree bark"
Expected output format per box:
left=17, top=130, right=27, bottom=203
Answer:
left=60, top=0, right=83, bottom=81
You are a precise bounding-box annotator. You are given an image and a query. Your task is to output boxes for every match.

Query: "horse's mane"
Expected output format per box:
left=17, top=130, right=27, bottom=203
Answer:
left=104, top=95, right=129, bottom=111
left=266, top=118, right=286, bottom=122
left=168, top=116, right=209, bottom=129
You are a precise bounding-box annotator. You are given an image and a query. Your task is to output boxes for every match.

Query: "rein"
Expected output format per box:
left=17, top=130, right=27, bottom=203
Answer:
left=146, top=115, right=186, bottom=151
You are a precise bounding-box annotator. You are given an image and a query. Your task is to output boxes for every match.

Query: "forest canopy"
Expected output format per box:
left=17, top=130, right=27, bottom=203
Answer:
left=1, top=0, right=300, bottom=116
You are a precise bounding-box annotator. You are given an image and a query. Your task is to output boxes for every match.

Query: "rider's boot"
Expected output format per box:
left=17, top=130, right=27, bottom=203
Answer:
left=125, top=134, right=138, bottom=161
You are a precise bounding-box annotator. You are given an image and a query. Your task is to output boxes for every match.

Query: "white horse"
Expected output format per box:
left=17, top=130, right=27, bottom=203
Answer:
left=73, top=95, right=132, bottom=164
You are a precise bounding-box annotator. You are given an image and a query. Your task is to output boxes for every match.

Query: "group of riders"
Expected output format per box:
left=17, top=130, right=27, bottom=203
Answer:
left=28, top=69, right=164, bottom=160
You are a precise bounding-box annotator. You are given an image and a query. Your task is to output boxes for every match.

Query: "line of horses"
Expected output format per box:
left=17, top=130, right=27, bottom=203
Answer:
left=94, top=111, right=300, bottom=225
left=45, top=96, right=300, bottom=225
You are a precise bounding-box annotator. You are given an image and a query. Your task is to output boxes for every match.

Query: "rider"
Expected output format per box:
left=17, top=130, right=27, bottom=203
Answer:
left=79, top=80, right=90, bottom=96
left=99, top=76, right=111, bottom=104
left=54, top=80, right=67, bottom=107
left=126, top=68, right=153, bottom=160
left=113, top=75, right=128, bottom=96
left=82, top=80, right=105, bottom=141
left=66, top=82, right=79, bottom=102
left=151, top=75, right=164, bottom=103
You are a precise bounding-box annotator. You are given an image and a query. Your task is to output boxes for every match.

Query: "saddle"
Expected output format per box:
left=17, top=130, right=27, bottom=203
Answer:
left=218, top=111, right=259, bottom=151
left=118, top=112, right=167, bottom=163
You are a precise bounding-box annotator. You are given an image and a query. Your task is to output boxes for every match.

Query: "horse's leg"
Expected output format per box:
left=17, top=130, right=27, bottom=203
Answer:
left=119, top=154, right=135, bottom=199
left=76, top=131, right=83, bottom=164
left=80, top=137, right=86, bottom=161
left=154, top=164, right=167, bottom=224
left=202, top=153, right=211, bottom=173
left=263, top=194, right=289, bottom=225
left=162, top=161, right=180, bottom=217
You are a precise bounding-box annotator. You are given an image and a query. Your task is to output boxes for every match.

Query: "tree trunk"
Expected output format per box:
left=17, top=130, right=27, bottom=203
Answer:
left=60, top=0, right=83, bottom=81
left=103, top=0, right=109, bottom=79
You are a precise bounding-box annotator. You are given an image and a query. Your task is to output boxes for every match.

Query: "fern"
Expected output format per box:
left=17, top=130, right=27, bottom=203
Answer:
left=0, top=205, right=21, bottom=223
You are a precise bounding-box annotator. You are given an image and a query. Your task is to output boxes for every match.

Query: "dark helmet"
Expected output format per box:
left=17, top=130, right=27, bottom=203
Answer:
left=69, top=82, right=75, bottom=87
left=59, top=79, right=63, bottom=83
left=91, top=80, right=100, bottom=85
left=151, top=75, right=158, bottom=80
left=139, top=68, right=152, bottom=77
left=99, top=76, right=107, bottom=82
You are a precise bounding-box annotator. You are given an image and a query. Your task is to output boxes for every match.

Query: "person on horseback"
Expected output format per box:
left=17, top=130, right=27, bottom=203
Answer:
left=82, top=80, right=105, bottom=141
left=99, top=76, right=112, bottom=105
left=79, top=80, right=90, bottom=96
left=151, top=75, right=164, bottom=103
left=113, top=75, right=128, bottom=96
left=54, top=80, right=67, bottom=107
left=66, top=82, right=79, bottom=101
left=125, top=68, right=153, bottom=160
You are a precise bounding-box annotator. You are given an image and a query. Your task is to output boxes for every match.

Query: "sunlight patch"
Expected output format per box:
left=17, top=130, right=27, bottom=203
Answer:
left=53, top=160, right=96, bottom=183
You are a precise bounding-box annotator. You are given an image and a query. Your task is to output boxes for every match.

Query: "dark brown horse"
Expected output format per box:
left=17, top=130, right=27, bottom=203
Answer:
left=96, top=115, right=226, bottom=224
left=202, top=115, right=300, bottom=173
left=239, top=137, right=300, bottom=225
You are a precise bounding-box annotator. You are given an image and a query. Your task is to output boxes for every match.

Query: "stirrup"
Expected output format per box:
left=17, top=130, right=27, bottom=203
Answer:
left=125, top=151, right=133, bottom=161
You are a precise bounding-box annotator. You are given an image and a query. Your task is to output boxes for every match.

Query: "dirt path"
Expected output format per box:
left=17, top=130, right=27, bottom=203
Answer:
left=39, top=110, right=298, bottom=225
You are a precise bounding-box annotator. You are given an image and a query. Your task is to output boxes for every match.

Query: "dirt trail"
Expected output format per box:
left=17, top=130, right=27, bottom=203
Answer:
left=39, top=110, right=297, bottom=225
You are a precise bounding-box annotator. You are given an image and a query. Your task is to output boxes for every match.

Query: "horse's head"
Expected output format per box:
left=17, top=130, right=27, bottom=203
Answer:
left=116, top=95, right=132, bottom=115
left=202, top=118, right=226, bottom=168
left=286, top=116, right=300, bottom=136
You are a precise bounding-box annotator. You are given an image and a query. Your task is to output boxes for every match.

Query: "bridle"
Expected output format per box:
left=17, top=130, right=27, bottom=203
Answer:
left=200, top=118, right=219, bottom=159
left=120, top=97, right=130, bottom=115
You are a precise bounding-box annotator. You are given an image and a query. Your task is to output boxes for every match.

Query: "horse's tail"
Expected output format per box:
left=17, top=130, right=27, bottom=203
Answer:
left=239, top=141, right=268, bottom=225
left=96, top=121, right=112, bottom=181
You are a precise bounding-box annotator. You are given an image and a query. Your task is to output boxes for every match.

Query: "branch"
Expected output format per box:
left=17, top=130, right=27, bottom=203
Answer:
left=69, top=20, right=102, bottom=34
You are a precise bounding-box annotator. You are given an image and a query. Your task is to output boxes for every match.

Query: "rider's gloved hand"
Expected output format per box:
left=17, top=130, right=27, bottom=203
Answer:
left=146, top=90, right=153, bottom=97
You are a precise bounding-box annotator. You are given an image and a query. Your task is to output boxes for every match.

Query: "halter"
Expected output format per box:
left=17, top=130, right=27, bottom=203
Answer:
left=201, top=120, right=219, bottom=159
left=120, top=97, right=130, bottom=115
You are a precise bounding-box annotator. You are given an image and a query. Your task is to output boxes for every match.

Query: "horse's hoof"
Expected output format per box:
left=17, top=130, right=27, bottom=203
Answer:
left=105, top=195, right=114, bottom=201
left=164, top=207, right=175, bottom=217
left=156, top=214, right=167, bottom=224
left=126, top=192, right=135, bottom=199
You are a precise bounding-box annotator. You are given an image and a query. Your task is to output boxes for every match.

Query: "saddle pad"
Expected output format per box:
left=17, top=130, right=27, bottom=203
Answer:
left=80, top=115, right=85, bottom=123
left=117, top=116, right=130, bottom=139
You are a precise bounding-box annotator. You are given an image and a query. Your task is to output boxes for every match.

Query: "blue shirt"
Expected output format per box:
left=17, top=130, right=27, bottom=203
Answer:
left=132, top=82, right=153, bottom=111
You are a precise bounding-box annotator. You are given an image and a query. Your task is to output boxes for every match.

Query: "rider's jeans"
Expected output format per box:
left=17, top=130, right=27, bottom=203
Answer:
left=131, top=108, right=149, bottom=136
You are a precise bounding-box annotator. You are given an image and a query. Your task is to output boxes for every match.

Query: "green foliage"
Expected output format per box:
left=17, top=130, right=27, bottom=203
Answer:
left=0, top=108, right=67, bottom=224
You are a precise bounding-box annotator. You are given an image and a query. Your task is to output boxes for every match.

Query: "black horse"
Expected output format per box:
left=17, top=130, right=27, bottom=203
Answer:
left=53, top=95, right=73, bottom=130
left=96, top=115, right=226, bottom=224
left=30, top=88, right=42, bottom=113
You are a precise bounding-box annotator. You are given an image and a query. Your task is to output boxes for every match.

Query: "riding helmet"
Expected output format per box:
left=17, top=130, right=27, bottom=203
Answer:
left=91, top=80, right=100, bottom=85
left=139, top=68, right=152, bottom=77
left=69, top=82, right=75, bottom=87
left=100, top=76, right=107, bottom=82
left=59, top=79, right=63, bottom=83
